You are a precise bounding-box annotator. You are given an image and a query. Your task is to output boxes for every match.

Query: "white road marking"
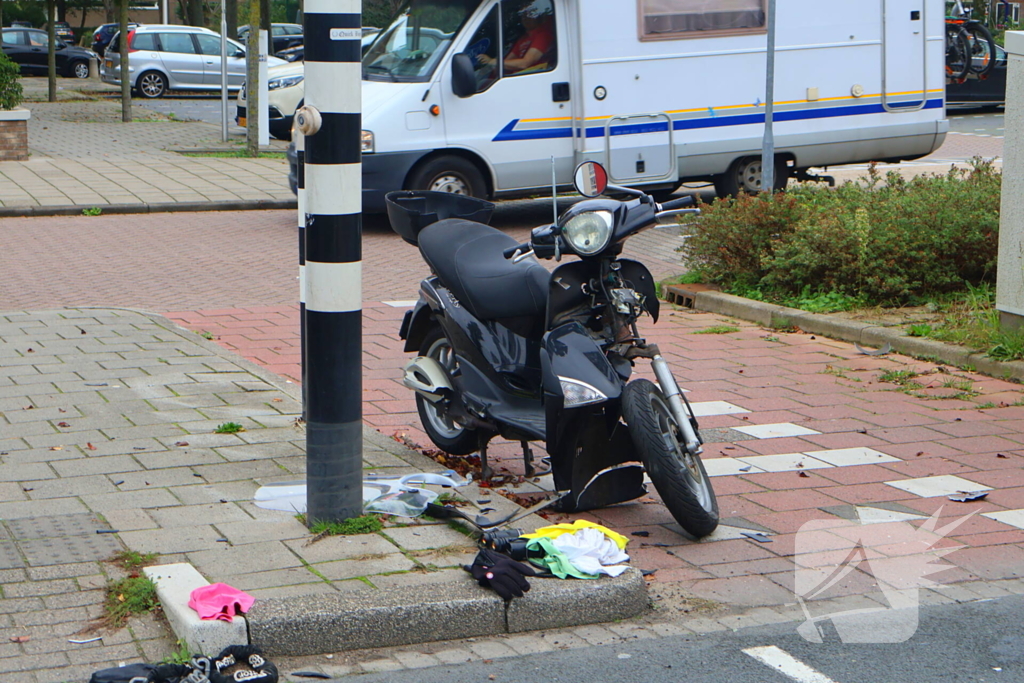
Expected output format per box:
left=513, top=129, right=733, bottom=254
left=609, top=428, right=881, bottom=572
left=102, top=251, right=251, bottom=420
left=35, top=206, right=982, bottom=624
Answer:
left=743, top=646, right=839, bottom=683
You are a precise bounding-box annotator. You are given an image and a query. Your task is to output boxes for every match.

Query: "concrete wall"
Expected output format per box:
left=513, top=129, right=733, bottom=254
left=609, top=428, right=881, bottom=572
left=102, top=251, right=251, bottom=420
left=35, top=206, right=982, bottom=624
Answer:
left=998, top=31, right=1024, bottom=331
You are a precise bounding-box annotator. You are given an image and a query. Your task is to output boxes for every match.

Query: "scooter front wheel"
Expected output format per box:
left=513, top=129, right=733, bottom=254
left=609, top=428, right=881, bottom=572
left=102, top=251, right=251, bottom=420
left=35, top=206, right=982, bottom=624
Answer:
left=415, top=327, right=479, bottom=455
left=621, top=379, right=719, bottom=538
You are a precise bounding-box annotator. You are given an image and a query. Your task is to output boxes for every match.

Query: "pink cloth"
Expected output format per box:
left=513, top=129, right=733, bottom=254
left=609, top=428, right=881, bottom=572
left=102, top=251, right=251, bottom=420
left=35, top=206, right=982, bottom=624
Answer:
left=188, top=583, right=255, bottom=622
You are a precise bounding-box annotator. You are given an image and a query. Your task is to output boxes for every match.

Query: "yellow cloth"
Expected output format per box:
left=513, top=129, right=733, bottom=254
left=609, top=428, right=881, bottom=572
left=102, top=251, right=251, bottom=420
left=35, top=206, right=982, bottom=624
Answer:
left=522, top=520, right=628, bottom=550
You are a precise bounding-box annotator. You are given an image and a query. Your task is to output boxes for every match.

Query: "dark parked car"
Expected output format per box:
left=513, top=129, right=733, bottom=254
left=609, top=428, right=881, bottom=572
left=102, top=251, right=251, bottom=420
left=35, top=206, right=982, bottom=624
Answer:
left=947, top=44, right=1007, bottom=109
left=49, top=21, right=75, bottom=42
left=9, top=20, right=33, bottom=29
left=91, top=22, right=138, bottom=56
left=1, top=27, right=97, bottom=78
left=237, top=23, right=303, bottom=55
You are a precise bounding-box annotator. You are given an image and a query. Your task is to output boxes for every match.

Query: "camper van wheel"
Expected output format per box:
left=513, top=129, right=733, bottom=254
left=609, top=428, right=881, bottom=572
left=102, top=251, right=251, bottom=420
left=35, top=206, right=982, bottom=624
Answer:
left=409, top=156, right=487, bottom=198
left=714, top=156, right=788, bottom=197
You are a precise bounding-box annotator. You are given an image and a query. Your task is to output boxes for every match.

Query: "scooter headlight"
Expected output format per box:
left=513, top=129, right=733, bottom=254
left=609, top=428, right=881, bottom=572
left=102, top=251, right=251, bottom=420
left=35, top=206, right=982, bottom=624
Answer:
left=562, top=210, right=613, bottom=256
left=558, top=376, right=607, bottom=407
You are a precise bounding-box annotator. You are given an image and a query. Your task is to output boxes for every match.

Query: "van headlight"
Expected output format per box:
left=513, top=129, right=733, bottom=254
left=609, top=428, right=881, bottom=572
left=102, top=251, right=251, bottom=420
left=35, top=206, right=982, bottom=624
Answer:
left=562, top=210, right=613, bottom=256
left=268, top=74, right=304, bottom=90
left=362, top=130, right=374, bottom=153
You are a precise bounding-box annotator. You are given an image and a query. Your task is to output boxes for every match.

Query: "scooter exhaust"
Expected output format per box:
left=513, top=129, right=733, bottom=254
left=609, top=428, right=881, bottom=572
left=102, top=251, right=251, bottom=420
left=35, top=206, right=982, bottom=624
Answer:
left=402, top=356, right=453, bottom=403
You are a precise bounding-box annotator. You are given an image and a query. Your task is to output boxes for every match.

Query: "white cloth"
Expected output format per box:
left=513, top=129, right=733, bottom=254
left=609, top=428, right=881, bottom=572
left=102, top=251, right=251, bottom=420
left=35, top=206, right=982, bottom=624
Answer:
left=550, top=527, right=631, bottom=577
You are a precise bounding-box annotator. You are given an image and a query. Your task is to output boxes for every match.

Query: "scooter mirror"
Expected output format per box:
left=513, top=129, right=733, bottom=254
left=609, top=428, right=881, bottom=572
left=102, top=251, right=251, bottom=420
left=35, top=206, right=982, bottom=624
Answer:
left=573, top=161, right=608, bottom=197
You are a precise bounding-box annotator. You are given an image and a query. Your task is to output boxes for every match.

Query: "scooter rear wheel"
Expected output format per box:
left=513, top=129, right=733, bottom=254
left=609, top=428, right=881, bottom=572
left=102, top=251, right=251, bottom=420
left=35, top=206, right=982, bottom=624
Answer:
left=621, top=379, right=719, bottom=538
left=415, top=327, right=479, bottom=455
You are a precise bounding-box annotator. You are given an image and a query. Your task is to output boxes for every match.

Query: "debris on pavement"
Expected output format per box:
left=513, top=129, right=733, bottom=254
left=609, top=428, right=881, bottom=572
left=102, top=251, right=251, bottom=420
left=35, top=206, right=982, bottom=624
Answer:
left=854, top=342, right=892, bottom=356
left=948, top=491, right=989, bottom=502
left=741, top=531, right=772, bottom=543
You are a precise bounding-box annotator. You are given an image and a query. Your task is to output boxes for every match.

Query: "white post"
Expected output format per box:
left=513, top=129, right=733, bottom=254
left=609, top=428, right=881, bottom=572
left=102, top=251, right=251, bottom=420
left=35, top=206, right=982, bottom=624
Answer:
left=997, top=31, right=1024, bottom=331
left=258, top=29, right=270, bottom=147
left=220, top=0, right=229, bottom=142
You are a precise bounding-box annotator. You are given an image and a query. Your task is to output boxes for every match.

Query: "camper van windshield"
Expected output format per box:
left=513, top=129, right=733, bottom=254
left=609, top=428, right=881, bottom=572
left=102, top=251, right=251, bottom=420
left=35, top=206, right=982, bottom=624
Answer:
left=363, top=0, right=481, bottom=82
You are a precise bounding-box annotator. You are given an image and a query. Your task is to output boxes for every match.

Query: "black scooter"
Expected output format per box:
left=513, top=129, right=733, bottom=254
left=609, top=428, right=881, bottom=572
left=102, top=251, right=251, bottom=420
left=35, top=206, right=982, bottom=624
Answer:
left=387, top=162, right=718, bottom=537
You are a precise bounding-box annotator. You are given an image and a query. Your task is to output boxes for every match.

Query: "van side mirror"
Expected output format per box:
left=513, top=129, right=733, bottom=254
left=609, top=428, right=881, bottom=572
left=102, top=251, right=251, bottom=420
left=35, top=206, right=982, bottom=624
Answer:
left=451, top=52, right=477, bottom=98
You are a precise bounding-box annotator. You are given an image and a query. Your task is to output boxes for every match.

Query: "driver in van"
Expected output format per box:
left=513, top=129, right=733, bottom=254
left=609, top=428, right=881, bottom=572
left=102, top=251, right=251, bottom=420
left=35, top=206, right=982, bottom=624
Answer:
left=478, top=0, right=555, bottom=75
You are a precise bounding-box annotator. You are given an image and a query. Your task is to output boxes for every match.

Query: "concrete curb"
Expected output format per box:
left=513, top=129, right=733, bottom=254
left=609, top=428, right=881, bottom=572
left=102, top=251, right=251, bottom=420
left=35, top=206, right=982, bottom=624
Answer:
left=0, top=198, right=296, bottom=218
left=683, top=289, right=1024, bottom=383
left=247, top=568, right=649, bottom=657
left=144, top=563, right=247, bottom=657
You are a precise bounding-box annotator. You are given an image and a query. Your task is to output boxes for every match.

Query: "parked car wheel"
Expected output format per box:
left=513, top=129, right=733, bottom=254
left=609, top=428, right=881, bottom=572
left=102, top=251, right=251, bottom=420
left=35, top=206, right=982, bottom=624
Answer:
left=136, top=70, right=168, bottom=98
left=714, top=155, right=788, bottom=197
left=70, top=60, right=90, bottom=79
left=408, top=155, right=487, bottom=198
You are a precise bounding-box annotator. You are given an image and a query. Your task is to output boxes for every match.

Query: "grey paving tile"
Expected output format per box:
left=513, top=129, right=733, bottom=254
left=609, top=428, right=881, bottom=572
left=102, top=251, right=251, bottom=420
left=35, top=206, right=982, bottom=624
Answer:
left=213, top=441, right=303, bottom=462
left=52, top=455, right=143, bottom=477
left=380, top=525, right=478, bottom=552
left=118, top=524, right=226, bottom=555
left=147, top=502, right=254, bottom=528
left=0, top=462, right=56, bottom=482
left=314, top=553, right=416, bottom=581
left=23, top=475, right=119, bottom=499
left=166, top=481, right=259, bottom=505
left=214, top=518, right=310, bottom=545
left=284, top=533, right=399, bottom=564
left=0, top=497, right=89, bottom=519
left=134, top=447, right=225, bottom=470
left=188, top=540, right=304, bottom=577
left=80, top=488, right=181, bottom=512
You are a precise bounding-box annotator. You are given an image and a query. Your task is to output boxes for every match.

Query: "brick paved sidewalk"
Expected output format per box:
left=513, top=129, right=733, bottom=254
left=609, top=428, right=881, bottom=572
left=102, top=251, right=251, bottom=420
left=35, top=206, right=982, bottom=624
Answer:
left=169, top=299, right=1024, bottom=612
left=0, top=308, right=502, bottom=683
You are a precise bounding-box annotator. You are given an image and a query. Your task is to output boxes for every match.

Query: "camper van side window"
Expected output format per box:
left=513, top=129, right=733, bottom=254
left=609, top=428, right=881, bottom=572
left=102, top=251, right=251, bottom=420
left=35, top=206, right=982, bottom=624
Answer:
left=638, top=0, right=766, bottom=41
left=499, top=0, right=557, bottom=77
left=465, top=5, right=501, bottom=91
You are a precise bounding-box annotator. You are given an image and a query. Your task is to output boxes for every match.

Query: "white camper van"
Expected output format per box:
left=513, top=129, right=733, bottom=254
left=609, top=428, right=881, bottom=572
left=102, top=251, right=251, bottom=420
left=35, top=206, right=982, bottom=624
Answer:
left=294, top=0, right=948, bottom=210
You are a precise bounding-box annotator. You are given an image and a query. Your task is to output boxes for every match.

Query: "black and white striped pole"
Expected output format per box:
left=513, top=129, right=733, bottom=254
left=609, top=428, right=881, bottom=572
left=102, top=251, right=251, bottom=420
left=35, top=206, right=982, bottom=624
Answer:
left=299, top=0, right=363, bottom=524
left=297, top=130, right=308, bottom=419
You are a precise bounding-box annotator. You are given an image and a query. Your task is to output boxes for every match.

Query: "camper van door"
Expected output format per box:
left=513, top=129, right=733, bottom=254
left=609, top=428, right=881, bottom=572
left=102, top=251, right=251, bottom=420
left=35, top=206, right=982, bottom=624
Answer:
left=441, top=0, right=576, bottom=192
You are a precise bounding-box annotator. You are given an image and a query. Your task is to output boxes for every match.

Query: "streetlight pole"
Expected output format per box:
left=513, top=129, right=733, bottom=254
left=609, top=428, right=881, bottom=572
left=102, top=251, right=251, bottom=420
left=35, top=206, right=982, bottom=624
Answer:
left=220, top=0, right=228, bottom=143
left=761, top=0, right=776, bottom=193
left=302, top=0, right=364, bottom=524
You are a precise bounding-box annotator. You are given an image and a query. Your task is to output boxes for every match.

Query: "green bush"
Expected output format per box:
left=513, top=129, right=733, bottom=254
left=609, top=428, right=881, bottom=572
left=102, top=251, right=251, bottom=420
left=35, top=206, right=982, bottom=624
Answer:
left=0, top=52, right=24, bottom=110
left=682, top=160, right=1001, bottom=306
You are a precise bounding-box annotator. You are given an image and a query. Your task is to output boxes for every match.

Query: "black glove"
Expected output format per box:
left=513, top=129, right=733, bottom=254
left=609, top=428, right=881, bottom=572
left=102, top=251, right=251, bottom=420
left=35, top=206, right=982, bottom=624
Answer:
left=465, top=547, right=537, bottom=600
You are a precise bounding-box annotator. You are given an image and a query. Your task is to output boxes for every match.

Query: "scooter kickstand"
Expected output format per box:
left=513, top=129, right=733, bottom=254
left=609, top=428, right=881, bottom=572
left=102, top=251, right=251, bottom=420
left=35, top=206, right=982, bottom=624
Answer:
left=521, top=441, right=535, bottom=478
left=477, top=435, right=493, bottom=482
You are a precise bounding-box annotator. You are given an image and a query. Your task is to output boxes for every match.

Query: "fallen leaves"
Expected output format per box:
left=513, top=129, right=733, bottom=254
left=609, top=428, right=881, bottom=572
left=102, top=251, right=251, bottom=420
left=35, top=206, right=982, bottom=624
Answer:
left=9, top=636, right=29, bottom=643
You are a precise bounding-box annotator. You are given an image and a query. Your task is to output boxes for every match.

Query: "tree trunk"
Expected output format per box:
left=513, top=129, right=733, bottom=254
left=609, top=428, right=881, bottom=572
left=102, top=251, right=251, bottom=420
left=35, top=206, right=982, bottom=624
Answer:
left=47, top=0, right=57, bottom=102
left=57, top=0, right=66, bottom=22
left=245, top=0, right=259, bottom=156
left=119, top=0, right=131, bottom=122
left=260, top=0, right=270, bottom=30
left=226, top=0, right=238, bottom=41
left=185, top=0, right=205, bottom=26
left=104, top=0, right=114, bottom=23
left=0, top=1, right=4, bottom=34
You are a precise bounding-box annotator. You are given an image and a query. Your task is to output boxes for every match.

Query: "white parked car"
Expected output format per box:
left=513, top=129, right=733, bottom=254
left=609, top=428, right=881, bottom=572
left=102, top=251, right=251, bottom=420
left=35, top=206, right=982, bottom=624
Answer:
left=101, top=24, right=285, bottom=98
left=235, top=61, right=305, bottom=140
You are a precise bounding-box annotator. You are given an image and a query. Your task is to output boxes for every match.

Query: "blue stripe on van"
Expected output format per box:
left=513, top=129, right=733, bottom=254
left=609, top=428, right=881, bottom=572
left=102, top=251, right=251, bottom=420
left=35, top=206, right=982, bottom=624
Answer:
left=493, top=98, right=943, bottom=142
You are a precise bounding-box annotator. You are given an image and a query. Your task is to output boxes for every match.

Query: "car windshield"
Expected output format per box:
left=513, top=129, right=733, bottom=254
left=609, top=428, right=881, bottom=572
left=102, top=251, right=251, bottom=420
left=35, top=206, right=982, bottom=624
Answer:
left=362, top=0, right=481, bottom=82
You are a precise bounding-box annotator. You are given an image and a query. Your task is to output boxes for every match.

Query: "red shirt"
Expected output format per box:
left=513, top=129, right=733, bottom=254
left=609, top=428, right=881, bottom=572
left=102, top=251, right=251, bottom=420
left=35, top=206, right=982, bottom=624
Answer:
left=509, top=24, right=554, bottom=61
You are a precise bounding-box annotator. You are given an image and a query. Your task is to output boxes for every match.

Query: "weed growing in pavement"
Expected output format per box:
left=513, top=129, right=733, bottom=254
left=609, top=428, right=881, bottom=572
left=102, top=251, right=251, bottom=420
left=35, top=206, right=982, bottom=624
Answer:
left=762, top=335, right=781, bottom=343
left=180, top=151, right=287, bottom=159
left=215, top=422, right=245, bottom=434
left=104, top=575, right=159, bottom=625
left=110, top=550, right=157, bottom=570
left=975, top=402, right=997, bottom=410
left=907, top=323, right=933, bottom=337
left=904, top=284, right=1024, bottom=361
left=81, top=207, right=102, bottom=217
left=198, top=331, right=215, bottom=340
left=878, top=369, right=922, bottom=387
left=821, top=365, right=861, bottom=382
left=693, top=325, right=740, bottom=335
left=162, top=639, right=191, bottom=665
left=295, top=513, right=384, bottom=536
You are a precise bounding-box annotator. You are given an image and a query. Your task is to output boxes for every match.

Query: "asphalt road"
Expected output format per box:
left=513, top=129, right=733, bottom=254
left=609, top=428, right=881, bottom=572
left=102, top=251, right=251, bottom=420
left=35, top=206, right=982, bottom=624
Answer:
left=946, top=109, right=1005, bottom=137
left=341, top=595, right=1024, bottom=683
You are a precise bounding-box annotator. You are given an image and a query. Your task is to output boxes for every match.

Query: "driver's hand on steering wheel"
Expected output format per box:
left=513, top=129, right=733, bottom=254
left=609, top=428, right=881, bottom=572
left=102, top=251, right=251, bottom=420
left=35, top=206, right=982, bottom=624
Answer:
left=476, top=53, right=495, bottom=67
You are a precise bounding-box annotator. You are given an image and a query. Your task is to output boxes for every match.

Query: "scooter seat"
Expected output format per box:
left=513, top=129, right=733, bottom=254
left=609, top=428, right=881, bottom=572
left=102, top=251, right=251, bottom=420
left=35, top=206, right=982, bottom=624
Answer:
left=418, top=218, right=549, bottom=322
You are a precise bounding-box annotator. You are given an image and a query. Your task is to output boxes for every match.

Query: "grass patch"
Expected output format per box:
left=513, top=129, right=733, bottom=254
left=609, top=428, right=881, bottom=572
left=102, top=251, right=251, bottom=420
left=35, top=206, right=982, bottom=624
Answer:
left=821, top=365, right=860, bottom=382
left=198, top=330, right=215, bottom=340
left=105, top=575, right=159, bottom=625
left=296, top=513, right=384, bottom=536
left=215, top=422, right=245, bottom=434
left=110, top=550, right=157, bottom=571
left=180, top=150, right=287, bottom=158
left=81, top=207, right=102, bottom=217
left=901, top=284, right=1024, bottom=361
left=693, top=325, right=739, bottom=335
left=163, top=639, right=191, bottom=665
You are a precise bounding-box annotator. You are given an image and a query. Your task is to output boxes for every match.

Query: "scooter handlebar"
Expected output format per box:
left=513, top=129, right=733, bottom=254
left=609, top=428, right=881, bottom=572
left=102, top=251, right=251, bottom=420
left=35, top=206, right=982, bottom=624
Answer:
left=658, top=196, right=695, bottom=211
left=503, top=242, right=530, bottom=260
